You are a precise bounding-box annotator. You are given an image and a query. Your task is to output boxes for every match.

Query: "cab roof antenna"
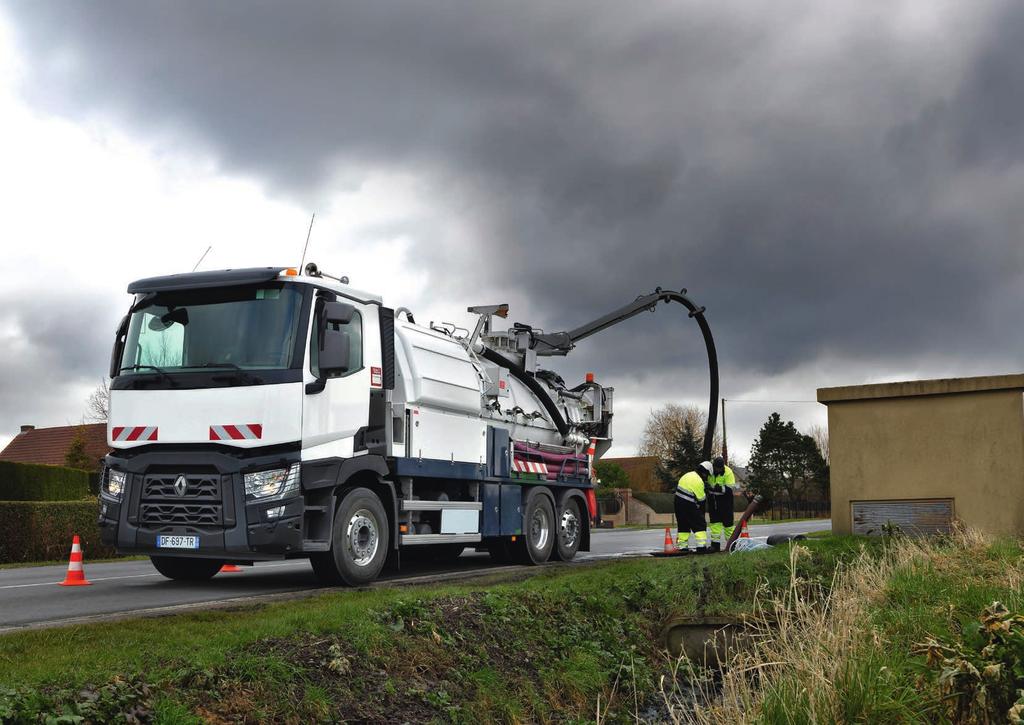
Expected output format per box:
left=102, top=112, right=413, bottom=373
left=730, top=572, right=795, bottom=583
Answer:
left=298, top=212, right=316, bottom=273
left=191, top=245, right=212, bottom=272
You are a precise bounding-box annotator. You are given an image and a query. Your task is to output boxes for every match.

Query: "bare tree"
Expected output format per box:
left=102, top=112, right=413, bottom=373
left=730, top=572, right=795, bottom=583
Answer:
left=808, top=423, right=829, bottom=465
left=638, top=403, right=721, bottom=460
left=86, top=379, right=110, bottom=422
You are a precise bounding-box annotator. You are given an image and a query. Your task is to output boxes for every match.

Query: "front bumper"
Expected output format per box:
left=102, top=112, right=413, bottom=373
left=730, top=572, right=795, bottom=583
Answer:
left=99, top=446, right=304, bottom=560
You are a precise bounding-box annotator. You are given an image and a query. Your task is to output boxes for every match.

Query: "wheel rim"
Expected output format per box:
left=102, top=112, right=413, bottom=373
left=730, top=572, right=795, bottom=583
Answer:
left=346, top=508, right=380, bottom=567
left=531, top=506, right=551, bottom=551
left=560, top=507, right=580, bottom=549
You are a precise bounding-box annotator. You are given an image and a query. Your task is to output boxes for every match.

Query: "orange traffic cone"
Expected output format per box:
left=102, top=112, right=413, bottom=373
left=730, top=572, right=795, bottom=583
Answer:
left=58, top=535, right=92, bottom=586
left=663, top=527, right=676, bottom=554
left=219, top=564, right=243, bottom=573
left=740, top=520, right=750, bottom=539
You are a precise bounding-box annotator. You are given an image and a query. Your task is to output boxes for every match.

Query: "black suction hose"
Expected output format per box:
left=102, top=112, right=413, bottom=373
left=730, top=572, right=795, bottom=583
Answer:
left=479, top=287, right=719, bottom=459
left=558, top=288, right=719, bottom=460
left=661, top=291, right=719, bottom=461
left=477, top=346, right=571, bottom=438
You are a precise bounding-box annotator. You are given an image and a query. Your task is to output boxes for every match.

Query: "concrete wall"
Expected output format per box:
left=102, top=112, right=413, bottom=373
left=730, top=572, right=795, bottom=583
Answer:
left=819, top=375, right=1024, bottom=536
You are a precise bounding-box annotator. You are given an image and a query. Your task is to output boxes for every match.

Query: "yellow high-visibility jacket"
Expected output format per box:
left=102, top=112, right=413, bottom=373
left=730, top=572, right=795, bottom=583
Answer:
left=707, top=465, right=736, bottom=492
left=676, top=471, right=706, bottom=502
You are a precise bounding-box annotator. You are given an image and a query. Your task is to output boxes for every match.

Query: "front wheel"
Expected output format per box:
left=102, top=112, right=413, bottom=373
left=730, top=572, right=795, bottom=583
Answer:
left=552, top=497, right=583, bottom=561
left=311, top=487, right=389, bottom=586
left=150, top=556, right=223, bottom=581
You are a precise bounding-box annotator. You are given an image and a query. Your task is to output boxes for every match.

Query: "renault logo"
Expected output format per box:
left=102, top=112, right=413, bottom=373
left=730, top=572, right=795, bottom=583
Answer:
left=173, top=475, right=188, bottom=497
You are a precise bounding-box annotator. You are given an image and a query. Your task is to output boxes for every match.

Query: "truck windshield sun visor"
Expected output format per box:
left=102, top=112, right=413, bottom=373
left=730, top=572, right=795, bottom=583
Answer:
left=112, top=284, right=309, bottom=389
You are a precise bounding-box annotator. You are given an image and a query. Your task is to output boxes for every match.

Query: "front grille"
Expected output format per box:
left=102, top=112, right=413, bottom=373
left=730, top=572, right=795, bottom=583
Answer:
left=139, top=471, right=225, bottom=527
left=140, top=502, right=222, bottom=526
left=143, top=474, right=220, bottom=500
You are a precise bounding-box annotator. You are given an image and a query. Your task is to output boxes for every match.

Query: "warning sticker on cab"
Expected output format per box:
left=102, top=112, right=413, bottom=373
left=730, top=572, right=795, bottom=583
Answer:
left=371, top=366, right=383, bottom=388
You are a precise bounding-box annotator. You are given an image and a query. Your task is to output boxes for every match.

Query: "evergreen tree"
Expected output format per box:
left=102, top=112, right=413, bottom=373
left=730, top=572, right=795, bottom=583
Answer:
left=747, top=412, right=828, bottom=500
left=594, top=461, right=630, bottom=490
left=656, top=419, right=703, bottom=491
left=64, top=426, right=94, bottom=471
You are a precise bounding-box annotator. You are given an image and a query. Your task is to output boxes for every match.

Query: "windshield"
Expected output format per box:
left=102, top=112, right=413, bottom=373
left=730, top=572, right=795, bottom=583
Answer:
left=120, top=284, right=305, bottom=374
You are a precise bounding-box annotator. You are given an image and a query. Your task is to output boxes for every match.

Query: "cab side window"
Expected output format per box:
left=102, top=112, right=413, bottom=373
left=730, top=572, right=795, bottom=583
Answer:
left=310, top=305, right=363, bottom=378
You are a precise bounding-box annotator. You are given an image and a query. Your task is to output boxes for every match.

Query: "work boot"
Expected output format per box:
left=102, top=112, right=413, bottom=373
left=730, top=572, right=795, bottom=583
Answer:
left=709, top=541, right=721, bottom=554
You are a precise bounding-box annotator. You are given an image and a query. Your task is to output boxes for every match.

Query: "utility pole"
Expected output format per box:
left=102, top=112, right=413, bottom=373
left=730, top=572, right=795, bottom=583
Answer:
left=721, top=398, right=728, bottom=465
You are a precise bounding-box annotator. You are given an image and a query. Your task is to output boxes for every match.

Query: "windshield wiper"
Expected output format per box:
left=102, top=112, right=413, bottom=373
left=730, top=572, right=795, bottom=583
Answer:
left=118, top=364, right=179, bottom=387
left=193, top=363, right=262, bottom=384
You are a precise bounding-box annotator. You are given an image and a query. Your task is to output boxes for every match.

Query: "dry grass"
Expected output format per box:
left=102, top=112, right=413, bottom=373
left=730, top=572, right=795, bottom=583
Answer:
left=663, top=526, right=1004, bottom=724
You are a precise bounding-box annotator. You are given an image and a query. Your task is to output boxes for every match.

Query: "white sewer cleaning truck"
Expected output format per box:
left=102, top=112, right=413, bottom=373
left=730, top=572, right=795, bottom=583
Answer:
left=98, top=263, right=718, bottom=585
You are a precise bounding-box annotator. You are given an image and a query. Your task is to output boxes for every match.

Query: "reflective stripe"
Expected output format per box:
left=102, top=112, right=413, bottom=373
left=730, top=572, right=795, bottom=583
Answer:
left=676, top=471, right=706, bottom=499
left=209, top=424, right=263, bottom=441
left=513, top=459, right=549, bottom=475
left=112, top=426, right=158, bottom=442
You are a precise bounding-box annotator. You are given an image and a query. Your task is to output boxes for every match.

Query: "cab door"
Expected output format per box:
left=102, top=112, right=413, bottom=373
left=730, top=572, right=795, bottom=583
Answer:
left=301, top=293, right=381, bottom=460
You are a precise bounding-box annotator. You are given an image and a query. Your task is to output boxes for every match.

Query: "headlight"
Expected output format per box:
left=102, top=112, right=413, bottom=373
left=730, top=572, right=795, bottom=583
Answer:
left=104, top=469, right=126, bottom=499
left=244, top=465, right=300, bottom=500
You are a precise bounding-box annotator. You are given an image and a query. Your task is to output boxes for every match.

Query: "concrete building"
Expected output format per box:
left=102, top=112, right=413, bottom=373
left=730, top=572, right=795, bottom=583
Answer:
left=818, top=373, right=1024, bottom=537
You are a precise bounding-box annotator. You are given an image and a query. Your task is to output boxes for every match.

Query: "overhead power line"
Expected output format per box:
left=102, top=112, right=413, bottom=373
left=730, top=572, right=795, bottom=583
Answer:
left=722, top=399, right=818, bottom=404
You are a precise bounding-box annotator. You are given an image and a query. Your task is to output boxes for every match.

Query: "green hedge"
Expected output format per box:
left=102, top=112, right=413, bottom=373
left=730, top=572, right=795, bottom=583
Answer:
left=632, top=491, right=674, bottom=513
left=0, top=501, right=117, bottom=564
left=632, top=490, right=750, bottom=513
left=0, top=461, right=91, bottom=501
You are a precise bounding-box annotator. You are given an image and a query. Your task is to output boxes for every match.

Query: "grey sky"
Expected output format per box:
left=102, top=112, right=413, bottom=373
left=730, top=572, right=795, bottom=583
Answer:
left=0, top=1, right=1021, bottom=458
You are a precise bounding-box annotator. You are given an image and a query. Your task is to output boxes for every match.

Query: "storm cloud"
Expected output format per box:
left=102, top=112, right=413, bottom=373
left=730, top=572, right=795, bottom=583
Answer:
left=2, top=0, right=1022, bottom=454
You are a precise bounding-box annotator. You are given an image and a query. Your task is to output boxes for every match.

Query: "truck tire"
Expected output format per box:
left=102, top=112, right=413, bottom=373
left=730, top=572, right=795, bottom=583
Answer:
left=150, top=556, right=223, bottom=581
left=514, top=488, right=555, bottom=565
left=552, top=497, right=583, bottom=561
left=311, top=487, right=389, bottom=586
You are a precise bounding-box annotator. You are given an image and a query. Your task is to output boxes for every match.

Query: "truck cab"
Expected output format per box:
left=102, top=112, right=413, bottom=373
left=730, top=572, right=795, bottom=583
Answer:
left=99, top=266, right=598, bottom=585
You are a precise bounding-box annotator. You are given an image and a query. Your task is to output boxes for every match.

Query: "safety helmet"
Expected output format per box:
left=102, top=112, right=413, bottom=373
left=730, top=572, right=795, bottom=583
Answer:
left=698, top=461, right=713, bottom=477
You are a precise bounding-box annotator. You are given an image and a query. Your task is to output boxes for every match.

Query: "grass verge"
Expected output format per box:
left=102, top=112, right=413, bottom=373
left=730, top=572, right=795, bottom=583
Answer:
left=0, top=537, right=872, bottom=723
left=676, top=527, right=1024, bottom=724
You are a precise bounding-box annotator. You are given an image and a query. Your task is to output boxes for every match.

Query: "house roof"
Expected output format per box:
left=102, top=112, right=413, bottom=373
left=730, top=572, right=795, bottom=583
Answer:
left=602, top=456, right=661, bottom=490
left=0, top=423, right=109, bottom=469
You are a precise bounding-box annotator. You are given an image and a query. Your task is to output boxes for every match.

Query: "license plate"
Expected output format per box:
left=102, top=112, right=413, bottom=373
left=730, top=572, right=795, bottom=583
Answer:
left=157, top=535, right=199, bottom=549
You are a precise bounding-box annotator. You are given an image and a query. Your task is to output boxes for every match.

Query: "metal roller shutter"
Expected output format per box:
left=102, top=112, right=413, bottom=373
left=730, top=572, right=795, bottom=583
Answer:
left=851, top=498, right=954, bottom=536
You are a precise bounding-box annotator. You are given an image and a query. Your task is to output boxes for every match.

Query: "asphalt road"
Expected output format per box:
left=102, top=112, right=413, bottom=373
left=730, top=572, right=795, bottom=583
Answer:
left=0, top=520, right=830, bottom=632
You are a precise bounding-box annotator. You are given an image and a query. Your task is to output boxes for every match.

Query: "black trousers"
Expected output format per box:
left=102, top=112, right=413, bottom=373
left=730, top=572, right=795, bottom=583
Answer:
left=673, top=493, right=706, bottom=534
left=707, top=487, right=735, bottom=536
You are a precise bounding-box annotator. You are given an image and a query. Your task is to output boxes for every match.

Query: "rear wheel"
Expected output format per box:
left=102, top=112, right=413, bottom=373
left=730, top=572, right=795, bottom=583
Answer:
left=311, top=487, right=389, bottom=586
left=514, top=489, right=555, bottom=565
left=150, top=556, right=223, bottom=581
left=552, top=497, right=583, bottom=561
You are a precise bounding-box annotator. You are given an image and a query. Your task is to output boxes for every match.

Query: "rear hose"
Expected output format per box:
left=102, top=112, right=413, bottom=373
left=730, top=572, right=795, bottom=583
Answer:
left=477, top=346, right=570, bottom=438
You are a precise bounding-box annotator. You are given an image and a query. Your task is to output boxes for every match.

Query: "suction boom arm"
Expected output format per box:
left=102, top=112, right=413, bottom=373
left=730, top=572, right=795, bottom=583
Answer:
left=529, top=288, right=720, bottom=460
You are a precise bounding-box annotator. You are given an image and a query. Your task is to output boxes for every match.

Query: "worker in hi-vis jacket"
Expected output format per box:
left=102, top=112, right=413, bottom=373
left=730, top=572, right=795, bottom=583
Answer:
left=705, top=456, right=736, bottom=552
left=675, top=461, right=712, bottom=551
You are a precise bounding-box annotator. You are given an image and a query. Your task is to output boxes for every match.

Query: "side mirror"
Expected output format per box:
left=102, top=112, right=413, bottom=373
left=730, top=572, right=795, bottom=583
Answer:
left=319, top=327, right=351, bottom=376
left=318, top=302, right=356, bottom=374
left=323, top=301, right=356, bottom=326
left=109, top=315, right=129, bottom=378
left=306, top=300, right=357, bottom=394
